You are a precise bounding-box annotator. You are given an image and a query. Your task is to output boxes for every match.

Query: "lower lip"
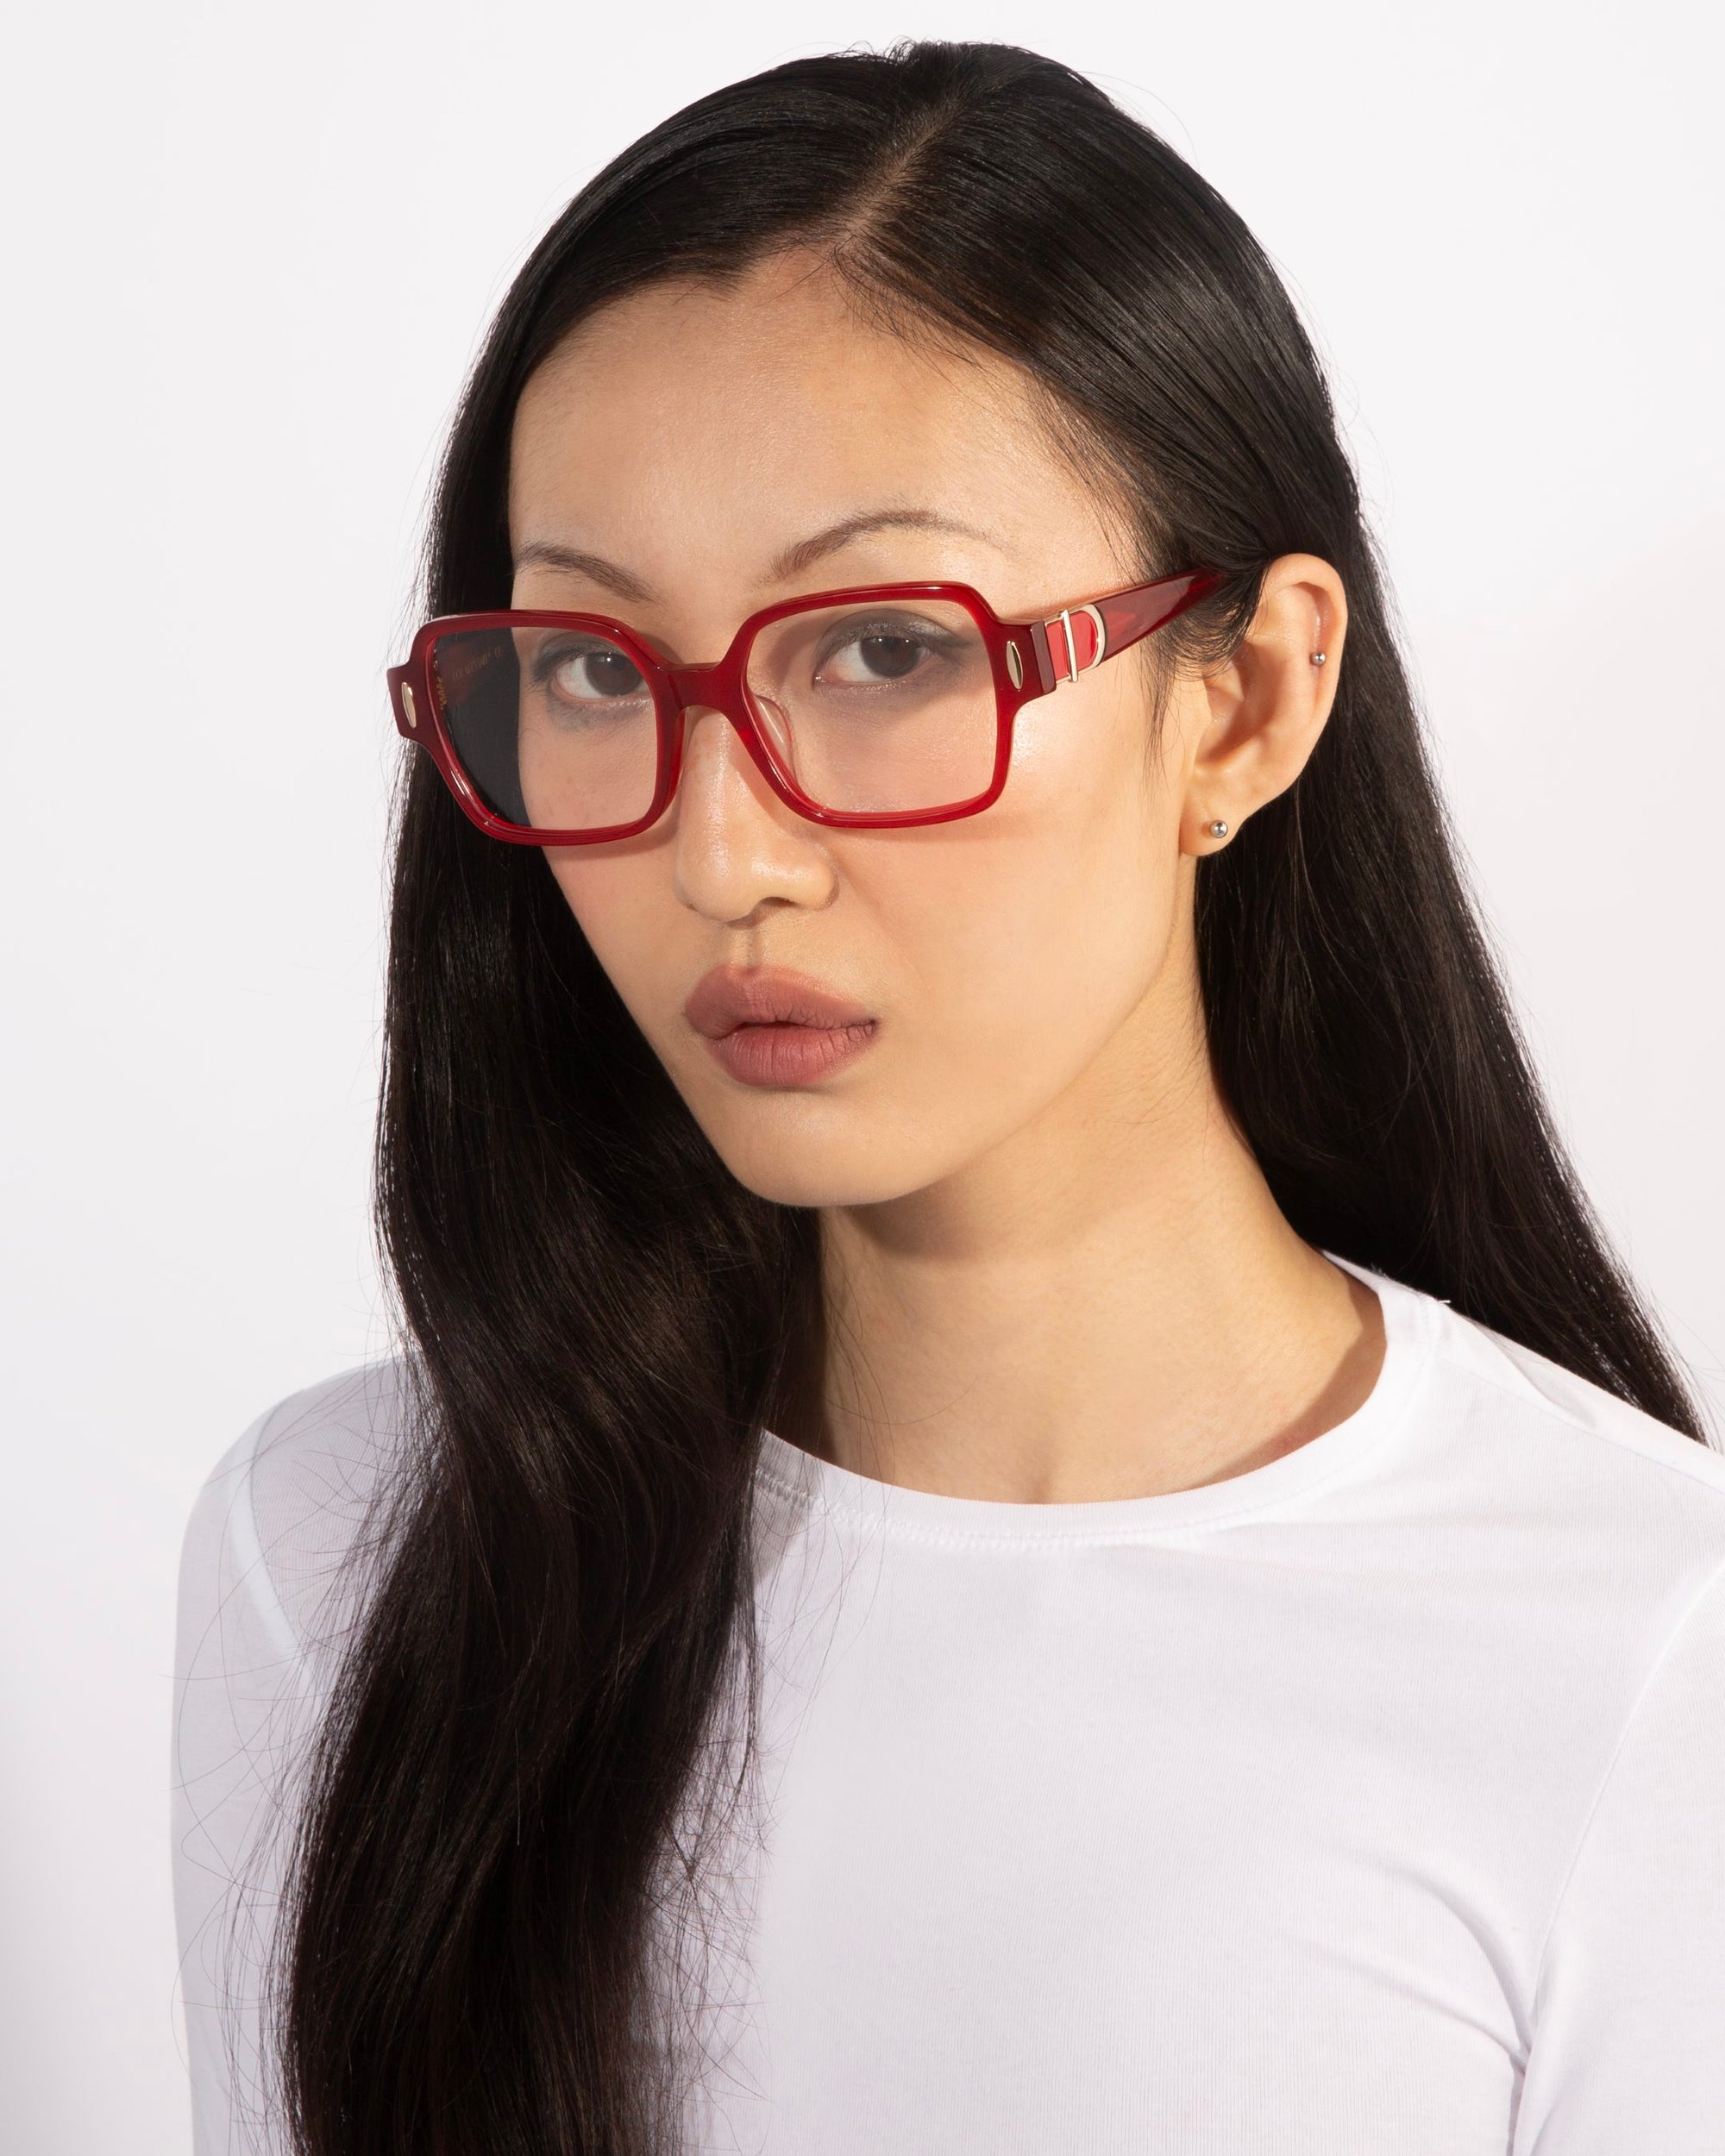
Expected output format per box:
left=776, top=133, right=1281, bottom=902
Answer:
left=703, top=1020, right=878, bottom=1087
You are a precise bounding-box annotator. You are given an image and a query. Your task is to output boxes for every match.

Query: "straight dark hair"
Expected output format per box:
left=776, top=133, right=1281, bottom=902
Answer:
left=278, top=38, right=1705, bottom=2156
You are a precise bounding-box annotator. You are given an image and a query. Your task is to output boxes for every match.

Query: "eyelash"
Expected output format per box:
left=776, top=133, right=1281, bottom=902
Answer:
left=813, top=618, right=957, bottom=665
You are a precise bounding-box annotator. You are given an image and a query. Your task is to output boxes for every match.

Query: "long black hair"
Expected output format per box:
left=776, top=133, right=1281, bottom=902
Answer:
left=278, top=39, right=1704, bottom=2156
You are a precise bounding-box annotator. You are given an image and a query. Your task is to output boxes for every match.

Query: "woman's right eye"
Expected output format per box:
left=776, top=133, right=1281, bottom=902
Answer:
left=537, top=642, right=648, bottom=704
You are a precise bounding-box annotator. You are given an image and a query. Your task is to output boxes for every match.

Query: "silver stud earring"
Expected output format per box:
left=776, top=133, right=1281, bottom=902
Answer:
left=1208, top=819, right=1230, bottom=838
left=1310, top=650, right=1327, bottom=667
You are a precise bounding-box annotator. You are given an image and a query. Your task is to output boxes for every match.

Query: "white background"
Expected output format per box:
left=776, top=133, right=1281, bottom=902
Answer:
left=3, top=1, right=1721, bottom=2147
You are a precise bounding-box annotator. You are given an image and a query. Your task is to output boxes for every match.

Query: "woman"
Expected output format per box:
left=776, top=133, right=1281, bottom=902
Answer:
left=172, top=40, right=1725, bottom=2156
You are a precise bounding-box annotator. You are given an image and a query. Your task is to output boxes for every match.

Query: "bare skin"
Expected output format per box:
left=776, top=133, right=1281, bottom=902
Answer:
left=507, top=249, right=1380, bottom=1504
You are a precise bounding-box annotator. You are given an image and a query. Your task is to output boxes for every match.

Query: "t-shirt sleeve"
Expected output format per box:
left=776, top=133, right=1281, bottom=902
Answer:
left=1511, top=1557, right=1725, bottom=2152
left=172, top=1410, right=318, bottom=2156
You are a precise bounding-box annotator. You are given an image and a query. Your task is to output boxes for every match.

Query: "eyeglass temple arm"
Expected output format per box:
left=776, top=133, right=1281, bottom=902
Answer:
left=1026, top=569, right=1224, bottom=689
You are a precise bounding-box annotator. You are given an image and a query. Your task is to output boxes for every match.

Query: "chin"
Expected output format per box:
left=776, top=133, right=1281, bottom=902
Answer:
left=699, top=1106, right=954, bottom=1211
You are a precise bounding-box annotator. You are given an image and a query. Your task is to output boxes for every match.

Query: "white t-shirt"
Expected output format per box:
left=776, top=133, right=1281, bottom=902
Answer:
left=172, top=1262, right=1725, bottom=2153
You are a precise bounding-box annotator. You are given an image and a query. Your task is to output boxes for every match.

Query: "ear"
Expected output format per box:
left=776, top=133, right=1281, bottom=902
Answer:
left=1176, top=554, right=1347, bottom=856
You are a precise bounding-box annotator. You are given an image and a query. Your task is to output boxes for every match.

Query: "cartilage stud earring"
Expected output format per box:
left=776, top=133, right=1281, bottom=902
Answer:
left=1311, top=650, right=1327, bottom=666
left=1208, top=819, right=1229, bottom=838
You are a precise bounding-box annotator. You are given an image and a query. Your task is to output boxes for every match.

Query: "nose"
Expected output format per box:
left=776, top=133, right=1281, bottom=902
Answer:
left=668, top=701, right=836, bottom=926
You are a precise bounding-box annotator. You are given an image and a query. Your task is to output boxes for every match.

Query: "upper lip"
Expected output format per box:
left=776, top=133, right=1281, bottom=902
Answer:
left=683, top=965, right=876, bottom=1038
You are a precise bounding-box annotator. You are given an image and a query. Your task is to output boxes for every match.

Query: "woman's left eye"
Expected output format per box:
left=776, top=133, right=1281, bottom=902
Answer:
left=816, top=626, right=940, bottom=686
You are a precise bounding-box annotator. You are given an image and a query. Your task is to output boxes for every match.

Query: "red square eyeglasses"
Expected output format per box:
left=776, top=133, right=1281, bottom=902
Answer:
left=387, top=568, right=1222, bottom=843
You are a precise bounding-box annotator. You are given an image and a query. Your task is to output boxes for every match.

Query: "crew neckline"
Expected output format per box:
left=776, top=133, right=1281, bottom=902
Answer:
left=753, top=1257, right=1439, bottom=1545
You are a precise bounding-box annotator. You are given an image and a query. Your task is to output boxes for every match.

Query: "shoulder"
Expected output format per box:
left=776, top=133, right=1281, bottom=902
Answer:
left=178, top=1355, right=417, bottom=1676
left=172, top=1357, right=417, bottom=1926
left=173, top=1362, right=414, bottom=2154
left=1422, top=1283, right=1725, bottom=1510
left=1383, top=1271, right=1725, bottom=1643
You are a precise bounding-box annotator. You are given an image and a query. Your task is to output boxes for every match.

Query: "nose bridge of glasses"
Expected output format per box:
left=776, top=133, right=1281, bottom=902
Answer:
left=665, top=654, right=742, bottom=712
left=666, top=650, right=784, bottom=754
left=665, top=654, right=791, bottom=781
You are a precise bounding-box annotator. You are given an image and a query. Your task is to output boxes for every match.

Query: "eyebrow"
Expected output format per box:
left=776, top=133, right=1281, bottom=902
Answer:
left=510, top=542, right=655, bottom=602
left=768, top=508, right=994, bottom=580
left=511, top=510, right=996, bottom=605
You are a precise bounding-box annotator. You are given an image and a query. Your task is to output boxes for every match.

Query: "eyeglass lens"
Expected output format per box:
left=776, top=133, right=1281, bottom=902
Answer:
left=432, top=626, right=657, bottom=830
left=429, top=599, right=1000, bottom=833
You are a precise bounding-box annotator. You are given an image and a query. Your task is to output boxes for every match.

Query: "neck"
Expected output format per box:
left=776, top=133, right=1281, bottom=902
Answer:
left=802, top=956, right=1383, bottom=1505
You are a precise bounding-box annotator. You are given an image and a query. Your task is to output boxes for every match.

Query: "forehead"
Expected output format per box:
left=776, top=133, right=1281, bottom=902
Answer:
left=505, top=254, right=1121, bottom=582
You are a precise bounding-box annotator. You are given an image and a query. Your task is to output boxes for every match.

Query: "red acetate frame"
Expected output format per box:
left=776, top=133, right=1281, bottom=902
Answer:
left=386, top=567, right=1224, bottom=843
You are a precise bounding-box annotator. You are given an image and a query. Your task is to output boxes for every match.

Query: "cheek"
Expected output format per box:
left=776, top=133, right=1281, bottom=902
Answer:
left=788, top=680, right=1183, bottom=1212
left=534, top=677, right=1186, bottom=1209
left=891, top=712, right=1181, bottom=1103
left=543, top=850, right=688, bottom=1042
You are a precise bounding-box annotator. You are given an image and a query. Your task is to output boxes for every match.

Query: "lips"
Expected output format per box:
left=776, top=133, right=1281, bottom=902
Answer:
left=684, top=965, right=878, bottom=1087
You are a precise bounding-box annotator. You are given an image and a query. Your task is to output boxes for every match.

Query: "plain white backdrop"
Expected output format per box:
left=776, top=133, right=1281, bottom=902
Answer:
left=3, top=1, right=1721, bottom=2147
